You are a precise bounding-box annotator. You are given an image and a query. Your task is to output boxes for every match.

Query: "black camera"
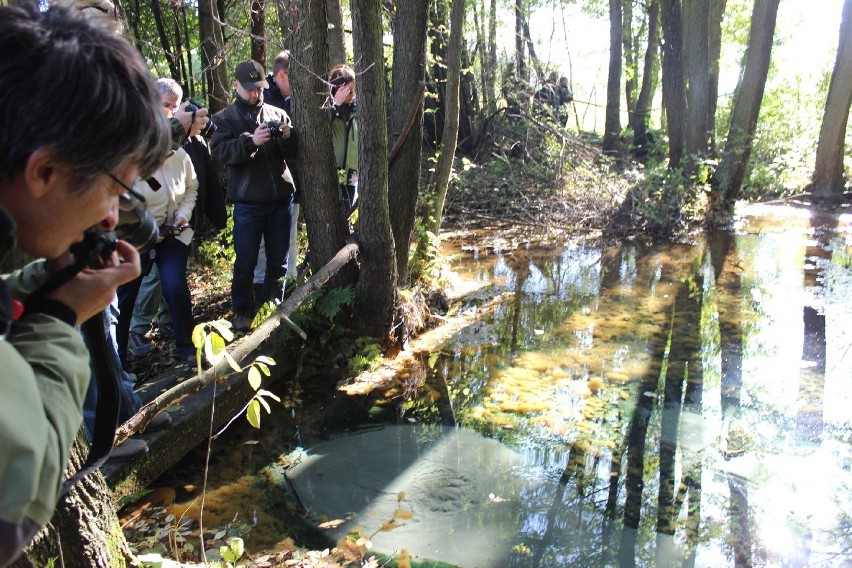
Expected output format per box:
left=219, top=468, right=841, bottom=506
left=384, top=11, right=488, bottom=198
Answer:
left=71, top=190, right=159, bottom=268
left=185, top=99, right=217, bottom=137
left=159, top=224, right=187, bottom=238
left=267, top=119, right=285, bottom=139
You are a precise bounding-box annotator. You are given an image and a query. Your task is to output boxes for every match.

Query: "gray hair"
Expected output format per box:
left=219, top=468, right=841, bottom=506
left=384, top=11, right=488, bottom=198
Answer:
left=0, top=4, right=171, bottom=186
left=155, top=77, right=183, bottom=101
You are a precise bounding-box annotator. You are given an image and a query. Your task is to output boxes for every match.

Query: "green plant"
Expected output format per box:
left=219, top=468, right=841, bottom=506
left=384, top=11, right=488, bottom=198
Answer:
left=349, top=336, right=383, bottom=374
left=219, top=537, right=245, bottom=566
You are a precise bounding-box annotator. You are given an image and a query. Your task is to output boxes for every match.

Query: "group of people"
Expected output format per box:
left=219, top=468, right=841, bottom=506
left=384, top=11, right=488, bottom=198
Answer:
left=534, top=71, right=573, bottom=119
left=0, top=2, right=361, bottom=565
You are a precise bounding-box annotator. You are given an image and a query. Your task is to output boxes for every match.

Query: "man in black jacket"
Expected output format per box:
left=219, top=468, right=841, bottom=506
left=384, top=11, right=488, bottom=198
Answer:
left=210, top=60, right=297, bottom=332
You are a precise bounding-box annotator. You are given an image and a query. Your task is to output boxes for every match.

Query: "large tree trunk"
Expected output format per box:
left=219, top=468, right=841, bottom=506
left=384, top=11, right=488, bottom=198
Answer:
left=20, top=437, right=131, bottom=567
left=250, top=0, right=265, bottom=64
left=659, top=0, right=687, bottom=168
left=326, top=0, right=347, bottom=65
left=632, top=0, right=660, bottom=157
left=711, top=0, right=780, bottom=211
left=198, top=0, right=229, bottom=113
left=707, top=0, right=727, bottom=153
left=389, top=0, right=429, bottom=285
left=623, top=0, right=637, bottom=120
left=810, top=0, right=852, bottom=200
left=684, top=0, right=711, bottom=159
left=352, top=0, right=397, bottom=339
left=430, top=0, right=465, bottom=234
left=603, top=0, right=623, bottom=154
left=289, top=0, right=357, bottom=286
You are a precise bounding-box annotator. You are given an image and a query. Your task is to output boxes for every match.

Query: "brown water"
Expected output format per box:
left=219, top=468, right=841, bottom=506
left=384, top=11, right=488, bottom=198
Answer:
left=155, top=204, right=852, bottom=567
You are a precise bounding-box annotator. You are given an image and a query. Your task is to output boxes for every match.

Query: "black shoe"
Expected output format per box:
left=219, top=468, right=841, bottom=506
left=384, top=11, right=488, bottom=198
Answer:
left=108, top=438, right=148, bottom=462
left=234, top=314, right=253, bottom=333
left=144, top=412, right=172, bottom=433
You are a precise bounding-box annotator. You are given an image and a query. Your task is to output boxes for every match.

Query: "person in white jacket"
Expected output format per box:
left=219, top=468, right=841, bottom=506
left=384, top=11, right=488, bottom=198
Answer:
left=116, top=79, right=198, bottom=365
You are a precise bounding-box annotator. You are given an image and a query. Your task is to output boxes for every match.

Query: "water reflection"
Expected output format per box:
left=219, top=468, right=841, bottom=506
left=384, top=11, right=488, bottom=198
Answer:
left=156, top=205, right=852, bottom=567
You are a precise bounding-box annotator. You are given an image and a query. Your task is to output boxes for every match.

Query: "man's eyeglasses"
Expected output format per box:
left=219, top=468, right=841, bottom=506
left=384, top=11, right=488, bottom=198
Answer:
left=106, top=172, right=147, bottom=210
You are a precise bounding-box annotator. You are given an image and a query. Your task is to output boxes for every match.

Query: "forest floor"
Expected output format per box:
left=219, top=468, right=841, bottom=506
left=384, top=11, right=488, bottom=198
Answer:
left=119, top=128, right=642, bottom=566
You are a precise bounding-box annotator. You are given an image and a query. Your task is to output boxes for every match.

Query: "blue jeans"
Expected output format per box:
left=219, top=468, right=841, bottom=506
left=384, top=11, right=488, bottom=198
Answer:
left=117, top=236, right=195, bottom=359
left=231, top=199, right=292, bottom=316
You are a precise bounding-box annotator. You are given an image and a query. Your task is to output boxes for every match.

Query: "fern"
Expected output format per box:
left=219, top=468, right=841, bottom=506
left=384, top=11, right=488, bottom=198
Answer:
left=315, top=283, right=356, bottom=320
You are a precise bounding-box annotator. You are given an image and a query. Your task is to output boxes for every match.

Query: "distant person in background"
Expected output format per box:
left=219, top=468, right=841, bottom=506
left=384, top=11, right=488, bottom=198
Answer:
left=328, top=63, right=358, bottom=210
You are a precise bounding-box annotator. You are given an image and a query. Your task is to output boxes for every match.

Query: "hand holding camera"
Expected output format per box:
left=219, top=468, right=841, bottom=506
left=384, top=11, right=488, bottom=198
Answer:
left=175, top=100, right=211, bottom=138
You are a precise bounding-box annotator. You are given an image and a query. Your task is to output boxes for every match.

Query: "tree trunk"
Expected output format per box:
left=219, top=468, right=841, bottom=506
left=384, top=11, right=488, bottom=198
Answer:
left=522, top=18, right=543, bottom=82
left=325, top=0, right=347, bottom=65
left=514, top=0, right=526, bottom=81
left=810, top=0, right=852, bottom=200
left=707, top=0, right=727, bottom=153
left=711, top=0, right=780, bottom=210
left=632, top=0, right=660, bottom=157
left=623, top=0, right=637, bottom=119
left=250, top=0, right=265, bottom=65
left=659, top=0, right=686, bottom=168
left=603, top=0, right=623, bottom=154
left=289, top=0, right=357, bottom=286
left=487, top=0, right=497, bottom=114
left=198, top=0, right=230, bottom=113
left=151, top=0, right=181, bottom=81
left=351, top=0, right=397, bottom=339
left=684, top=0, right=711, bottom=160
left=430, top=0, right=465, bottom=234
left=21, top=437, right=131, bottom=567
left=389, top=0, right=429, bottom=286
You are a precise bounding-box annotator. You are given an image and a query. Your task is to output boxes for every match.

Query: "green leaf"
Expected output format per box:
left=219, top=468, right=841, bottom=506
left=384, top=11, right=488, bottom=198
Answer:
left=224, top=351, right=242, bottom=373
left=254, top=355, right=276, bottom=366
left=257, top=389, right=281, bottom=402
left=257, top=395, right=271, bottom=414
left=247, top=367, right=262, bottom=390
left=247, top=399, right=261, bottom=429
left=256, top=363, right=271, bottom=376
left=191, top=324, right=206, bottom=349
left=210, top=320, right=234, bottom=342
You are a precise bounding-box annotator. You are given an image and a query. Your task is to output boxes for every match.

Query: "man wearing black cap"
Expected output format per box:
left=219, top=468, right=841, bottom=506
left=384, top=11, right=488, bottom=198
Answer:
left=210, top=59, right=298, bottom=332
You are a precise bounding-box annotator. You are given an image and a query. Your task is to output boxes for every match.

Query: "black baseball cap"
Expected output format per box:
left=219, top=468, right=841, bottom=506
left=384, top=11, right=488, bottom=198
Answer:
left=234, top=60, right=268, bottom=89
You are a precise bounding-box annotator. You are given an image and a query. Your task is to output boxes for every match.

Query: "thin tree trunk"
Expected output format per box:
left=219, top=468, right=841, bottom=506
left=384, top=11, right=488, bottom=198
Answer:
left=514, top=0, right=526, bottom=80
left=151, top=0, right=181, bottom=80
left=603, top=0, right=623, bottom=154
left=326, top=0, right=347, bottom=65
left=430, top=0, right=465, bottom=234
left=487, top=0, right=497, bottom=114
left=389, top=0, right=430, bottom=285
left=289, top=0, right=357, bottom=286
left=711, top=0, right=780, bottom=210
left=352, top=0, right=397, bottom=339
left=251, top=0, right=266, bottom=64
left=522, top=18, right=544, bottom=82
left=810, top=0, right=852, bottom=200
left=632, top=0, right=660, bottom=157
left=659, top=0, right=687, bottom=168
left=708, top=0, right=727, bottom=154
left=623, top=0, right=637, bottom=119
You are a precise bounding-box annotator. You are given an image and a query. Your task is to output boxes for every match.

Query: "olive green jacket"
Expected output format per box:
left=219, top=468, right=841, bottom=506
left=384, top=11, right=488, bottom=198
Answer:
left=0, top=208, right=89, bottom=564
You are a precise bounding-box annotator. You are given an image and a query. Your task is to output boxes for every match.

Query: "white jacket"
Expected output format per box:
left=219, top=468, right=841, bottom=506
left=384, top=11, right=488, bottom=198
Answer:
left=134, top=148, right=198, bottom=246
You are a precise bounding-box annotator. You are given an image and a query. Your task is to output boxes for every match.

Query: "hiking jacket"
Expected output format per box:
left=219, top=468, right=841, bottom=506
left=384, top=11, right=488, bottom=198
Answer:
left=331, top=102, right=358, bottom=173
left=135, top=147, right=198, bottom=246
left=210, top=95, right=297, bottom=204
left=0, top=207, right=90, bottom=567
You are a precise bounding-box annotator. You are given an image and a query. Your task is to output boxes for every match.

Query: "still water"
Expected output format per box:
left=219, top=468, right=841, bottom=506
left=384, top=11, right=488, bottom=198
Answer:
left=160, top=204, right=852, bottom=567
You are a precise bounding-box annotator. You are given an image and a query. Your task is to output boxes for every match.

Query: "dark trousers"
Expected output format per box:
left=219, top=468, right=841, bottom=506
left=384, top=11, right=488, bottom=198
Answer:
left=117, top=236, right=194, bottom=360
left=231, top=198, right=292, bottom=317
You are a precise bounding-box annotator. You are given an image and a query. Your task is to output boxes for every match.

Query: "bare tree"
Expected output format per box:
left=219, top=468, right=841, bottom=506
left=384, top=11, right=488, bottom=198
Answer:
left=603, top=0, right=623, bottom=154
left=810, top=0, right=852, bottom=201
left=631, top=0, right=660, bottom=157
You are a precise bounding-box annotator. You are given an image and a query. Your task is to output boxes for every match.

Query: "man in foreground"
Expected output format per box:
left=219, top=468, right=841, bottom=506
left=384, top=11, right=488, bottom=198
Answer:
left=0, top=4, right=171, bottom=564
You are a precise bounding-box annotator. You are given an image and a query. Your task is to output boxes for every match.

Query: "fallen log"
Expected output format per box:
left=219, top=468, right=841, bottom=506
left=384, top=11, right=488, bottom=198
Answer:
left=115, top=241, right=359, bottom=445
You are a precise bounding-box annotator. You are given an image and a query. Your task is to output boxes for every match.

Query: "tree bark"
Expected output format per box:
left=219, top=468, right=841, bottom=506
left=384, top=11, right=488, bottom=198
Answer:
left=389, top=0, right=430, bottom=285
left=487, top=0, right=498, bottom=114
left=707, top=0, right=727, bottom=154
left=659, top=0, right=687, bottom=168
left=603, top=0, right=623, bottom=154
left=288, top=0, right=357, bottom=286
left=22, top=437, right=131, bottom=568
left=151, top=0, right=181, bottom=81
left=711, top=0, right=780, bottom=209
left=632, top=0, right=660, bottom=157
left=810, top=0, right=852, bottom=200
left=352, top=0, right=397, bottom=339
left=430, top=0, right=465, bottom=234
left=250, top=0, right=266, bottom=65
left=514, top=0, right=526, bottom=80
left=326, top=0, right=348, bottom=65
left=623, top=0, right=637, bottom=119
left=198, top=0, right=229, bottom=113
left=684, top=0, right=711, bottom=160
